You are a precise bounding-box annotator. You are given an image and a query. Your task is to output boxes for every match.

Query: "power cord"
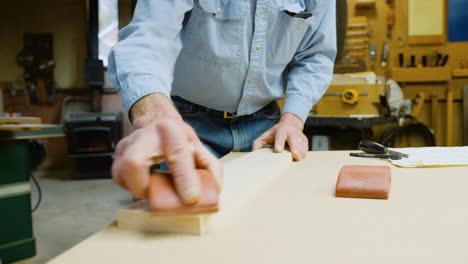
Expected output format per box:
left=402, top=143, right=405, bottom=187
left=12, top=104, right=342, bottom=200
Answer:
left=29, top=140, right=46, bottom=213
left=31, top=172, right=42, bottom=212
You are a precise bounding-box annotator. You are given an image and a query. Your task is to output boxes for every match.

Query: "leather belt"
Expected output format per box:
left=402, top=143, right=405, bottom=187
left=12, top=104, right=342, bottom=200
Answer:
left=172, top=96, right=279, bottom=119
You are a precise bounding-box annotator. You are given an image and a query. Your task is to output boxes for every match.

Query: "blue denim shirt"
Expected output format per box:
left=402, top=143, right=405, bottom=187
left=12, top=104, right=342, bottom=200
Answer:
left=108, top=0, right=336, bottom=122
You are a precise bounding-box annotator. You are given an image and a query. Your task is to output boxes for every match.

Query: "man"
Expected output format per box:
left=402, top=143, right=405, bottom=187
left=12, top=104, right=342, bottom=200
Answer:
left=109, top=0, right=336, bottom=205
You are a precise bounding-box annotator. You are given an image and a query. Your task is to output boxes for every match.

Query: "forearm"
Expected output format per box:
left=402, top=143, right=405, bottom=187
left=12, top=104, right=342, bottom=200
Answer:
left=131, top=93, right=182, bottom=129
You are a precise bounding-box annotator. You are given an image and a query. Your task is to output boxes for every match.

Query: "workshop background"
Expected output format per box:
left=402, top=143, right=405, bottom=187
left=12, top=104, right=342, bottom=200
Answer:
left=0, top=0, right=467, bottom=263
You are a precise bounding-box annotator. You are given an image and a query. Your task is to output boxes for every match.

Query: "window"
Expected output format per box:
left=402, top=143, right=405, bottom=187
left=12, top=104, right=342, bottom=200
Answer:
left=98, top=0, right=119, bottom=66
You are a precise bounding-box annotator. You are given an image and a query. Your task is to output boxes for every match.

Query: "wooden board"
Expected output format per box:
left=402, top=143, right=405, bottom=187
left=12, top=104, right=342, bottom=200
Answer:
left=0, top=124, right=42, bottom=131
left=48, top=151, right=468, bottom=264
left=117, top=149, right=293, bottom=235
left=0, top=117, right=41, bottom=125
left=117, top=200, right=211, bottom=235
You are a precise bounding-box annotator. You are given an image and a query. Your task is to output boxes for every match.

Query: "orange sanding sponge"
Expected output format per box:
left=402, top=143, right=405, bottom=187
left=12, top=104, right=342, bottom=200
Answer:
left=335, top=165, right=391, bottom=199
left=149, top=169, right=219, bottom=216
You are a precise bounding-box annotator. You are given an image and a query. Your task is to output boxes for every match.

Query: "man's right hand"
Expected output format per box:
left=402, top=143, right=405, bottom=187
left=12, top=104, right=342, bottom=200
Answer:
left=112, top=93, right=223, bottom=205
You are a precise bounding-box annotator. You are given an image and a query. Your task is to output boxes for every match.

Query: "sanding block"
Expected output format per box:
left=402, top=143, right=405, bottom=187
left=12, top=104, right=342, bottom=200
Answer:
left=335, top=165, right=391, bottom=199
left=149, top=169, right=219, bottom=216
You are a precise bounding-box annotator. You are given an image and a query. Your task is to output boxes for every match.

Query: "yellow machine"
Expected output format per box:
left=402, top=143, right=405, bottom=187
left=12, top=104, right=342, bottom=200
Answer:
left=315, top=83, right=385, bottom=116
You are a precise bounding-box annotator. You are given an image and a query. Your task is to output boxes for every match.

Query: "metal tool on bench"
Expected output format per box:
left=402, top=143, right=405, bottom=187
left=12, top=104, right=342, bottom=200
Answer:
left=324, top=89, right=368, bottom=105
left=350, top=140, right=409, bottom=160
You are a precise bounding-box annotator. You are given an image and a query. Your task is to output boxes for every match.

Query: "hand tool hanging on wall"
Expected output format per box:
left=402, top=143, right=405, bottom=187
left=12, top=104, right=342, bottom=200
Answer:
left=430, top=50, right=439, bottom=67
left=409, top=55, right=416, bottom=68
left=398, top=53, right=404, bottom=67
left=386, top=9, right=395, bottom=39
left=440, top=55, right=449, bottom=67
left=435, top=52, right=443, bottom=67
left=369, top=44, right=377, bottom=69
left=422, top=55, right=428, bottom=67
left=381, top=42, right=389, bottom=67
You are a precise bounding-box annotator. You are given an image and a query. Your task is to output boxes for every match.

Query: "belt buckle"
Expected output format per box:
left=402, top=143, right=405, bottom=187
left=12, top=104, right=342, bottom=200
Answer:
left=223, top=112, right=236, bottom=119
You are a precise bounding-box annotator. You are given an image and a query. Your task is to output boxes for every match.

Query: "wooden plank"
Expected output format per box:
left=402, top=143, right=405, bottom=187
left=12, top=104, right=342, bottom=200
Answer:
left=47, top=151, right=468, bottom=264
left=0, top=117, right=42, bottom=125
left=0, top=124, right=42, bottom=131
left=116, top=149, right=293, bottom=235
left=117, top=201, right=210, bottom=235
left=0, top=124, right=64, bottom=139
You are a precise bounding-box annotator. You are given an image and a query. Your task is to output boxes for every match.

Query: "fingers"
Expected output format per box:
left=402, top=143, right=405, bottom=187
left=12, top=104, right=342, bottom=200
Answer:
left=193, top=140, right=223, bottom=194
left=287, top=134, right=308, bottom=161
left=252, top=129, right=275, bottom=151
left=159, top=121, right=201, bottom=205
left=112, top=129, right=163, bottom=198
left=273, top=128, right=287, bottom=153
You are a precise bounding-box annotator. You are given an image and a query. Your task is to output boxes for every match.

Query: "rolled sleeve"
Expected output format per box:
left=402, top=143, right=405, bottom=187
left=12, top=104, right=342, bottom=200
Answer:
left=283, top=0, right=337, bottom=122
left=282, top=91, right=315, bottom=122
left=118, top=74, right=171, bottom=114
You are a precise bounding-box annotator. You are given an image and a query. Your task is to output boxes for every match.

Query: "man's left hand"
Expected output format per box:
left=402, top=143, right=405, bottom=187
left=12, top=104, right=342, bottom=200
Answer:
left=252, top=113, right=308, bottom=161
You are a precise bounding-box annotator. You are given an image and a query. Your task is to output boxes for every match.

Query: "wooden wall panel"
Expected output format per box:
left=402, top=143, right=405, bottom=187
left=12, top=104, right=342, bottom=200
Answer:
left=346, top=0, right=468, bottom=146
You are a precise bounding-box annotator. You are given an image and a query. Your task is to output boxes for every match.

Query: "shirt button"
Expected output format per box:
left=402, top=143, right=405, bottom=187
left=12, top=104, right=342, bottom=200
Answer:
left=259, top=8, right=265, bottom=14
left=216, top=8, right=222, bottom=13
left=255, top=45, right=262, bottom=50
left=297, top=24, right=304, bottom=30
left=249, top=78, right=256, bottom=83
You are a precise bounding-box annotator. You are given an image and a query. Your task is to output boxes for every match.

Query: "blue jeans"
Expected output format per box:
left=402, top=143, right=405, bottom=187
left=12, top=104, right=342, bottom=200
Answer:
left=172, top=96, right=281, bottom=158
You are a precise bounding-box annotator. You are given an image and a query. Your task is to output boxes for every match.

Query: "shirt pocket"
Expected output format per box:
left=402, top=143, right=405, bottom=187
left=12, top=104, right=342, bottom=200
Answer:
left=268, top=0, right=316, bottom=65
left=181, top=0, right=250, bottom=68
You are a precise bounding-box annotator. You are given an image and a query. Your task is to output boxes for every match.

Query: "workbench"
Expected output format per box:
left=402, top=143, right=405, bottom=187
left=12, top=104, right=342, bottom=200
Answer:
left=0, top=124, right=64, bottom=264
left=48, top=150, right=468, bottom=264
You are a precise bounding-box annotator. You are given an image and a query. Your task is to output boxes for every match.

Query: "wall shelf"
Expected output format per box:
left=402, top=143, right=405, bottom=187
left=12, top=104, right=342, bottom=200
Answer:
left=389, top=67, right=452, bottom=82
left=452, top=69, right=468, bottom=78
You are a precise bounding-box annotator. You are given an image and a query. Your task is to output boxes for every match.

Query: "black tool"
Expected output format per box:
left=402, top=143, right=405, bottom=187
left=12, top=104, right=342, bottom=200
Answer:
left=440, top=55, right=449, bottom=67
left=358, top=140, right=409, bottom=158
left=409, top=55, right=416, bottom=67
left=435, top=53, right=443, bottom=67
left=399, top=53, right=404, bottom=67
left=379, top=95, right=392, bottom=116
left=350, top=153, right=402, bottom=160
left=430, top=52, right=438, bottom=67
left=422, top=55, right=428, bottom=67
